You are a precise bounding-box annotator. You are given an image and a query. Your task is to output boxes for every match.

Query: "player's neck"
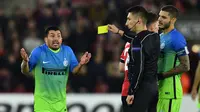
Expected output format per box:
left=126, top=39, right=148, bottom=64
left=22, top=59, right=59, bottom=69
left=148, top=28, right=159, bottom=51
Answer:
left=135, top=25, right=147, bottom=34
left=163, top=24, right=174, bottom=34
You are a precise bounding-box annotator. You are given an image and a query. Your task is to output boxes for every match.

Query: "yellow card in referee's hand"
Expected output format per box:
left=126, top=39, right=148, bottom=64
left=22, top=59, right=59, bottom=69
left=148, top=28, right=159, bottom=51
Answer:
left=98, top=25, right=108, bottom=34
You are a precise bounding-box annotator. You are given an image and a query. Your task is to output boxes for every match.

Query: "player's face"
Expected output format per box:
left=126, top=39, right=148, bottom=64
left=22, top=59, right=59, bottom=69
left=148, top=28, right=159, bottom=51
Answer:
left=46, top=30, right=62, bottom=50
left=158, top=11, right=171, bottom=30
left=148, top=21, right=159, bottom=33
left=125, top=13, right=138, bottom=32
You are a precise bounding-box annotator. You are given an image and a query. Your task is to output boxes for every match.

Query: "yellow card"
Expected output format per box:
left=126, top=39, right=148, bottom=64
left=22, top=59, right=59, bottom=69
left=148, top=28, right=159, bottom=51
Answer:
left=98, top=25, right=108, bottom=34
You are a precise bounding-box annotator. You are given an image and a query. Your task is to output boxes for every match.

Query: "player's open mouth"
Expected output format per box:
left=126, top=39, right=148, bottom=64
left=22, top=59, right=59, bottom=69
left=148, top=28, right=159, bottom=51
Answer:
left=53, top=43, right=59, bottom=46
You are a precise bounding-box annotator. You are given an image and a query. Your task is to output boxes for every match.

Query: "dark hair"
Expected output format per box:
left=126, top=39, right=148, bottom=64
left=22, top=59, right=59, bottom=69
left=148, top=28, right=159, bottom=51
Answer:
left=126, top=5, right=148, bottom=24
left=45, top=26, right=60, bottom=37
left=146, top=12, right=158, bottom=27
left=161, top=5, right=179, bottom=18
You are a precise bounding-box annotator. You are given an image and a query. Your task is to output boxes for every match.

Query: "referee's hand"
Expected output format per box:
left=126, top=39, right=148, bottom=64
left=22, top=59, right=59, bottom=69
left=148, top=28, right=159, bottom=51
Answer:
left=108, top=24, right=119, bottom=34
left=126, top=95, right=134, bottom=105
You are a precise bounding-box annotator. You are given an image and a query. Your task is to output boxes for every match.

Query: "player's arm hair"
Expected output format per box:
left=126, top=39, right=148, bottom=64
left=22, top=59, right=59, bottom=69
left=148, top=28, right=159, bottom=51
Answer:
left=72, top=64, right=83, bottom=75
left=163, top=55, right=190, bottom=78
left=21, top=60, right=30, bottom=75
left=119, top=62, right=125, bottom=73
left=192, top=61, right=200, bottom=90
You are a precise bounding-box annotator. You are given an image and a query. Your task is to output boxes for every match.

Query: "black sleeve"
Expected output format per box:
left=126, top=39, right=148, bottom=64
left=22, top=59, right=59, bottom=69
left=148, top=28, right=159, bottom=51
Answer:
left=128, top=40, right=145, bottom=95
left=122, top=32, right=134, bottom=43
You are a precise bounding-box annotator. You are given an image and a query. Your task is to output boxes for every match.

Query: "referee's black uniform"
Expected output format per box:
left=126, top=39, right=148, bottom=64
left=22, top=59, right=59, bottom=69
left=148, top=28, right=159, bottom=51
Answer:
left=123, top=30, right=160, bottom=112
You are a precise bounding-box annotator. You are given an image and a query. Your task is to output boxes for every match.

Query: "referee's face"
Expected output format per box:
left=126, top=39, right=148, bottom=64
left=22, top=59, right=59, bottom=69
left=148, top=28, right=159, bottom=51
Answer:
left=125, top=13, right=138, bottom=32
left=158, top=11, right=171, bottom=30
left=46, top=30, right=62, bottom=50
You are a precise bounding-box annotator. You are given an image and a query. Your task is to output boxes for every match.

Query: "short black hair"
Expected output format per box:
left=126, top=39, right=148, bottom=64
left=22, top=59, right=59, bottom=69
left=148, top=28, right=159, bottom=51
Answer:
left=161, top=5, right=179, bottom=18
left=45, top=26, right=60, bottom=37
left=146, top=12, right=158, bottom=27
left=126, top=5, right=148, bottom=24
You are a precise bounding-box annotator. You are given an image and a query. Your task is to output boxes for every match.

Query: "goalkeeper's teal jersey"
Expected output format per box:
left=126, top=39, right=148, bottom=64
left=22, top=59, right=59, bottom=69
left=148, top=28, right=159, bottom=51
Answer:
left=158, top=29, right=189, bottom=99
left=28, top=44, right=78, bottom=111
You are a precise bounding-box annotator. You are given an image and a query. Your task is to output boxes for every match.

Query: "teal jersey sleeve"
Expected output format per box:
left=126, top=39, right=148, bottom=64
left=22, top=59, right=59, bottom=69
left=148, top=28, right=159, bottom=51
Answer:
left=67, top=47, right=78, bottom=72
left=28, top=47, right=41, bottom=72
left=171, top=32, right=189, bottom=56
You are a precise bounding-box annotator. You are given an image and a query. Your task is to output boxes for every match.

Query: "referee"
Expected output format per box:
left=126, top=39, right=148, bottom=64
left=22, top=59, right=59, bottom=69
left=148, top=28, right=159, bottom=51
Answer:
left=109, top=6, right=160, bottom=112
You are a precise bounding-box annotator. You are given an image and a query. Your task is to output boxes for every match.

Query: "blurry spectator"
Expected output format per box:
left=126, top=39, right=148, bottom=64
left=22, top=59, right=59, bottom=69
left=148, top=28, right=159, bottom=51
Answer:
left=181, top=72, right=191, bottom=94
left=36, top=4, right=60, bottom=37
left=12, top=6, right=28, bottom=37
left=0, top=8, right=8, bottom=38
left=23, top=20, right=43, bottom=53
left=0, top=68, right=11, bottom=92
left=0, top=32, right=5, bottom=56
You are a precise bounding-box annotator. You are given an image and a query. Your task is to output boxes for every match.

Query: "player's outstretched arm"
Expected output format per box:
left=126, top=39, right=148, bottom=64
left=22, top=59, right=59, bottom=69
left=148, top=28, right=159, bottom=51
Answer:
left=119, top=62, right=125, bottom=73
left=72, top=52, right=91, bottom=75
left=191, top=61, right=200, bottom=100
left=158, top=55, right=190, bottom=79
left=20, top=48, right=30, bottom=75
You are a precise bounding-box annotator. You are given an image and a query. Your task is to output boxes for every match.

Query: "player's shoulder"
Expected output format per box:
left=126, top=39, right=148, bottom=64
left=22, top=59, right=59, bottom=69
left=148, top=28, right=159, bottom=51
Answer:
left=29, top=44, right=45, bottom=56
left=171, top=29, right=185, bottom=39
left=32, top=44, right=45, bottom=52
left=61, top=44, right=73, bottom=52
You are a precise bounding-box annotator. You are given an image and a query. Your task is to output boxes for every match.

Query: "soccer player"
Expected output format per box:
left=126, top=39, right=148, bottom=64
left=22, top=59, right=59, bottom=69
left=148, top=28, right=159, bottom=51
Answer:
left=119, top=12, right=159, bottom=112
left=20, top=26, right=91, bottom=112
left=157, top=5, right=190, bottom=112
left=191, top=51, right=200, bottom=109
left=109, top=6, right=160, bottom=112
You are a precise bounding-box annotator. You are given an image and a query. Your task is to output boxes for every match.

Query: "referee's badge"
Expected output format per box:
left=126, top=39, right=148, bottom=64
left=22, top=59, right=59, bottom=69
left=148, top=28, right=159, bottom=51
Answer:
left=63, top=58, right=68, bottom=67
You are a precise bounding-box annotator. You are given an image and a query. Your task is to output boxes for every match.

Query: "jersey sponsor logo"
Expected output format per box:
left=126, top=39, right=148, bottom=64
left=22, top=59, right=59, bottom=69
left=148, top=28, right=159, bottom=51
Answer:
left=42, top=67, right=66, bottom=75
left=63, top=58, right=68, bottom=67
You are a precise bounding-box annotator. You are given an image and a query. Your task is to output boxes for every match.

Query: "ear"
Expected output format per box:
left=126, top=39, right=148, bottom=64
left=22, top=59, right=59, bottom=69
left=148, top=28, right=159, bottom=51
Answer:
left=171, top=18, right=177, bottom=24
left=59, top=38, right=62, bottom=43
left=138, top=18, right=142, bottom=24
left=44, top=37, right=47, bottom=43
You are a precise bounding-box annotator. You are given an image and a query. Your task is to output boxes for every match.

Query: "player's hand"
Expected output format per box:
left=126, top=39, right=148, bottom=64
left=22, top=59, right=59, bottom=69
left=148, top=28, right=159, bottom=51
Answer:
left=126, top=95, right=134, bottom=105
left=80, top=52, right=91, bottom=65
left=20, top=48, right=29, bottom=62
left=191, top=88, right=198, bottom=101
left=108, top=24, right=119, bottom=34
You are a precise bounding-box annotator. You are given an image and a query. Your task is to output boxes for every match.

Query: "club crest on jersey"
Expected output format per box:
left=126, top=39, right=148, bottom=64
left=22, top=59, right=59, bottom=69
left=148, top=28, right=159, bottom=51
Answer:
left=63, top=58, right=68, bottom=67
left=160, top=42, right=165, bottom=50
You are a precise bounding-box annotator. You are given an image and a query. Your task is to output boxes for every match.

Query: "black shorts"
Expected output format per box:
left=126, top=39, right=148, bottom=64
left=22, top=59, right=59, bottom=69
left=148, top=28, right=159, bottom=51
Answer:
left=122, top=81, right=158, bottom=112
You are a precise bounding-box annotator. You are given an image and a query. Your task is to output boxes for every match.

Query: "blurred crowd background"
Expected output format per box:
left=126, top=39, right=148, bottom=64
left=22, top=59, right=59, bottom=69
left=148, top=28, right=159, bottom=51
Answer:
left=0, top=0, right=200, bottom=94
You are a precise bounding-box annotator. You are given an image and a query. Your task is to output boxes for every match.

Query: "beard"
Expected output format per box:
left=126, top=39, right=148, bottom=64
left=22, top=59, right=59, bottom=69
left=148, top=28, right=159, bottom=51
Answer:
left=159, top=21, right=170, bottom=31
